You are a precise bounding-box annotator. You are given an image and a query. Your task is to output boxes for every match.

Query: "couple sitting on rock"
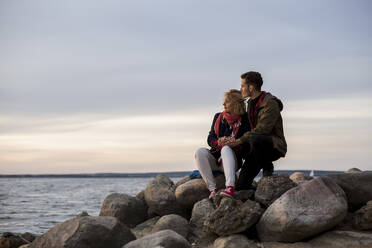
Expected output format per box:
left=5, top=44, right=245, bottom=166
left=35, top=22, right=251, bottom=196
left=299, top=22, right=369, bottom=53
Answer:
left=195, top=71, right=287, bottom=198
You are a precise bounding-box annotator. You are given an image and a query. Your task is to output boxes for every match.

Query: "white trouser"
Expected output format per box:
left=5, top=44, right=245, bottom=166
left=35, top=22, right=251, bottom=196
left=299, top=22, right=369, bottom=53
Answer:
left=194, top=146, right=238, bottom=191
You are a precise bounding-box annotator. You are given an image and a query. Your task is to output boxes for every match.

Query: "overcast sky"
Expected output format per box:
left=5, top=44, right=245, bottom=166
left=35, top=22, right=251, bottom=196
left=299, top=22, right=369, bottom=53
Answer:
left=1, top=0, right=371, bottom=174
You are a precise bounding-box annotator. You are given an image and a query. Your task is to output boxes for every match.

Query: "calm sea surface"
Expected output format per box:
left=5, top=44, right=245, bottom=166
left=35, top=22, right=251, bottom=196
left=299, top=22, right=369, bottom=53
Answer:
left=0, top=177, right=182, bottom=235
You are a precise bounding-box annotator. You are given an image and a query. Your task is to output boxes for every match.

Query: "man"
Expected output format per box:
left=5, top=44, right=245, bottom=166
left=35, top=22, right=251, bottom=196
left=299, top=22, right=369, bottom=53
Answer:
left=227, top=71, right=287, bottom=190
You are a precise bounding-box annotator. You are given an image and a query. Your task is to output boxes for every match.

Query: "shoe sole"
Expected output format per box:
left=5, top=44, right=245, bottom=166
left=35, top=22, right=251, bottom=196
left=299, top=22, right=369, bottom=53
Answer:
left=220, top=192, right=234, bottom=198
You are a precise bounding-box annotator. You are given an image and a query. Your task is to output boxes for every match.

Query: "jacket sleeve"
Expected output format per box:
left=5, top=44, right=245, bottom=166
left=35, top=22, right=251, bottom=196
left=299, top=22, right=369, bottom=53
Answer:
left=207, top=113, right=220, bottom=149
left=239, top=99, right=280, bottom=144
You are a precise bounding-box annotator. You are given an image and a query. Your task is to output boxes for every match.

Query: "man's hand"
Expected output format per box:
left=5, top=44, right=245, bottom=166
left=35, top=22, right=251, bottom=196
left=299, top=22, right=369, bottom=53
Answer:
left=218, top=136, right=229, bottom=147
left=226, top=137, right=241, bottom=148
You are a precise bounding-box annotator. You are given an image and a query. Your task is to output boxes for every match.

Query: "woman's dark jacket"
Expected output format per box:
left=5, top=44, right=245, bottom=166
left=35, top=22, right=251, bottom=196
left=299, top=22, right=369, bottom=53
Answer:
left=207, top=112, right=251, bottom=168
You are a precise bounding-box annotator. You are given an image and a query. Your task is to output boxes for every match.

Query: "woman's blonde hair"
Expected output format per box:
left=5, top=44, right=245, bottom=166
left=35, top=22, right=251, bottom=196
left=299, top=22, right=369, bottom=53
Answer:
left=224, top=89, right=246, bottom=115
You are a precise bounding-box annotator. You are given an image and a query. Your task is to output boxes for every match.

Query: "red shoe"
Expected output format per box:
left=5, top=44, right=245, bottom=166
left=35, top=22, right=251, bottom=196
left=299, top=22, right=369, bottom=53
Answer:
left=209, top=189, right=217, bottom=199
left=220, top=186, right=235, bottom=198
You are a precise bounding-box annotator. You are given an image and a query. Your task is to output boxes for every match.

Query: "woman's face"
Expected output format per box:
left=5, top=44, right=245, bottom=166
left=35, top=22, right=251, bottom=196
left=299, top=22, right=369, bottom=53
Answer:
left=223, top=97, right=233, bottom=113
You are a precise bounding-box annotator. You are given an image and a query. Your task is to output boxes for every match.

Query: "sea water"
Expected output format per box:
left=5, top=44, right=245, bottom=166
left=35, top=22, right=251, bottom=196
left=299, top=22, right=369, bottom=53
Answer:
left=0, top=177, right=182, bottom=235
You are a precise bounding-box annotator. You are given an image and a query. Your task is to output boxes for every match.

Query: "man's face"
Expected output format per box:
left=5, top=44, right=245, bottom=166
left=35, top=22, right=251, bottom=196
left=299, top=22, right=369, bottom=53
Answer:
left=240, top=79, right=250, bottom=98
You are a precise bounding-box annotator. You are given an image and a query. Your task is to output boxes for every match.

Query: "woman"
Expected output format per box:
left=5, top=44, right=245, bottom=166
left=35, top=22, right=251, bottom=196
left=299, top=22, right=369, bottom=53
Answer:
left=195, top=89, right=250, bottom=198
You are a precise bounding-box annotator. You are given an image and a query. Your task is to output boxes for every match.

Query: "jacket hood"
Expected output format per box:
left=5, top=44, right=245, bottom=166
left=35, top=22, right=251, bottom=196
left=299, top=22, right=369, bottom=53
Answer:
left=263, top=92, right=283, bottom=111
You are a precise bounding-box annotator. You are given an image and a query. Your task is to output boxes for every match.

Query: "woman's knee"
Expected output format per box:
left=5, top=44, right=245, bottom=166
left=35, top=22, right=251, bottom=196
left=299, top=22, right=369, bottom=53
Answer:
left=195, top=147, right=209, bottom=159
left=221, top=145, right=233, bottom=155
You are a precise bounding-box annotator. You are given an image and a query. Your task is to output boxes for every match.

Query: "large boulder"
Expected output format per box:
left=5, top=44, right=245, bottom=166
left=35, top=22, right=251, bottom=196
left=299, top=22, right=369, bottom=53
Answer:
left=29, top=216, right=135, bottom=248
left=214, top=234, right=259, bottom=248
left=353, top=200, right=372, bottom=230
left=256, top=177, right=348, bottom=242
left=308, top=230, right=372, bottom=248
left=205, top=197, right=263, bottom=236
left=130, top=217, right=160, bottom=239
left=152, top=214, right=190, bottom=239
left=99, top=193, right=147, bottom=228
left=255, top=174, right=297, bottom=207
left=189, top=199, right=218, bottom=245
left=144, top=174, right=184, bottom=216
left=326, top=172, right=372, bottom=210
left=123, top=230, right=191, bottom=248
left=175, top=179, right=209, bottom=209
left=175, top=175, right=192, bottom=188
left=289, top=172, right=313, bottom=185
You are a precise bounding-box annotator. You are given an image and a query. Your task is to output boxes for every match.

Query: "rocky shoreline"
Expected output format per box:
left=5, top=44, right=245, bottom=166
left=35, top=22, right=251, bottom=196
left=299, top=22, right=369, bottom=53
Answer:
left=1, top=168, right=372, bottom=248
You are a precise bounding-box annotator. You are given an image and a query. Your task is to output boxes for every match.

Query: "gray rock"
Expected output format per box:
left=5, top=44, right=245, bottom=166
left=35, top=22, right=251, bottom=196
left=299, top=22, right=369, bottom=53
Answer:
left=256, top=177, right=348, bottom=242
left=123, top=230, right=191, bottom=248
left=205, top=197, right=263, bottom=236
left=255, top=174, right=297, bottom=207
left=289, top=172, right=313, bottom=185
left=144, top=174, right=184, bottom=216
left=131, top=216, right=160, bottom=239
left=0, top=232, right=37, bottom=248
left=353, top=200, right=372, bottom=230
left=99, top=193, right=147, bottom=228
left=235, top=190, right=255, bottom=202
left=260, top=242, right=311, bottom=248
left=345, top=167, right=362, bottom=173
left=175, top=175, right=192, bottom=188
left=189, top=199, right=218, bottom=246
left=152, top=214, right=190, bottom=239
left=175, top=179, right=209, bottom=209
left=308, top=230, right=372, bottom=248
left=214, top=234, right=259, bottom=248
left=29, top=216, right=135, bottom=248
left=325, top=172, right=372, bottom=210
left=76, top=211, right=89, bottom=217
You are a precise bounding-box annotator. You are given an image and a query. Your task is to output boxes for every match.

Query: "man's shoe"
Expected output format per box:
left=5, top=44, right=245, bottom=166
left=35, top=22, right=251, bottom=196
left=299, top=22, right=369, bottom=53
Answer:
left=220, top=186, right=235, bottom=198
left=262, top=164, right=274, bottom=177
left=209, top=189, right=217, bottom=199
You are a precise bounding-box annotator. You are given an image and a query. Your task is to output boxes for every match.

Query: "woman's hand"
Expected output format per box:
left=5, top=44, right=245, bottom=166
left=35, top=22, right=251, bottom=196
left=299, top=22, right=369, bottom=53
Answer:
left=218, top=136, right=235, bottom=147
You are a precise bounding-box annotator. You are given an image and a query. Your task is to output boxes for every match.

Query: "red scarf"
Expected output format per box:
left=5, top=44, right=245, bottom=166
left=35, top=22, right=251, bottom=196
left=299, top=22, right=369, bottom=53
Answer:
left=249, top=91, right=267, bottom=129
left=214, top=111, right=242, bottom=138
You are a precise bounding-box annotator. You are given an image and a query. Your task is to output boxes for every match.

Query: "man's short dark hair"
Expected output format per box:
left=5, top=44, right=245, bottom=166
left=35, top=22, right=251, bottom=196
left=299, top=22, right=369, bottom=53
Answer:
left=241, top=71, right=263, bottom=91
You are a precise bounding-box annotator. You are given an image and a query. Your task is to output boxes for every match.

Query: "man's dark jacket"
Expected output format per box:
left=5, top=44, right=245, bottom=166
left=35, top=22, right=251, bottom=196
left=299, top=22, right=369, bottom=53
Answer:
left=240, top=93, right=287, bottom=157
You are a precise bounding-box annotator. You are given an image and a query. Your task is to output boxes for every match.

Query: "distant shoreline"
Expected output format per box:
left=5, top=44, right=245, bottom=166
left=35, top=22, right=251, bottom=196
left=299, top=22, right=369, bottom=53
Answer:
left=0, top=170, right=349, bottom=178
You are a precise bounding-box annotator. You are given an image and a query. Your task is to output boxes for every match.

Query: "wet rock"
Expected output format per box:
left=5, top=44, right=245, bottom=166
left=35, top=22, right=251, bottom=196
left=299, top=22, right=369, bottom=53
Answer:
left=175, top=175, right=192, bottom=188
left=99, top=193, right=147, bottom=228
left=345, top=167, right=362, bottom=173
left=189, top=199, right=218, bottom=246
left=289, top=172, right=313, bottom=185
left=77, top=211, right=89, bottom=217
left=123, top=230, right=191, bottom=248
left=130, top=216, right=160, bottom=239
left=144, top=174, right=184, bottom=216
left=308, top=230, right=372, bottom=248
left=29, top=216, right=135, bottom=248
left=326, top=172, right=372, bottom=210
left=353, top=200, right=372, bottom=230
left=214, top=234, right=259, bottom=248
left=0, top=232, right=36, bottom=248
left=175, top=179, right=209, bottom=209
left=152, top=214, right=190, bottom=239
left=256, top=177, right=347, bottom=242
left=205, top=197, right=263, bottom=236
left=255, top=174, right=296, bottom=207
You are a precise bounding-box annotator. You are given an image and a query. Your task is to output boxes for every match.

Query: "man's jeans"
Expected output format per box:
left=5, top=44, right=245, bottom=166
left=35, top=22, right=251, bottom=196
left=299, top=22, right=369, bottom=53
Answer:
left=236, top=134, right=282, bottom=190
